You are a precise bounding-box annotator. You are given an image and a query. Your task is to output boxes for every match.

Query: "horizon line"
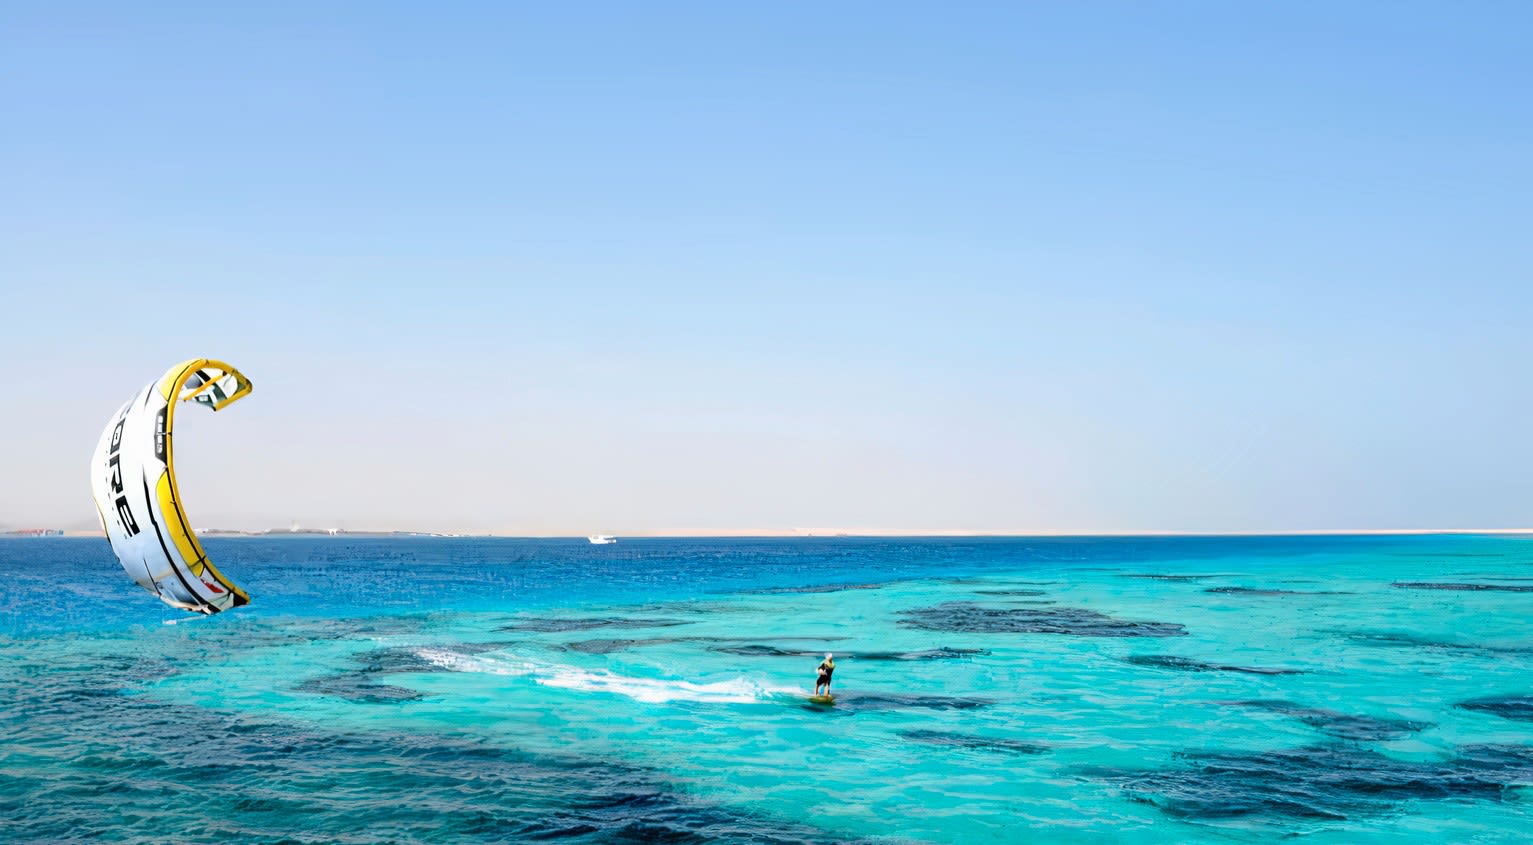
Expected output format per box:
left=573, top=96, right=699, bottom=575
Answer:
left=13, top=527, right=1533, bottom=539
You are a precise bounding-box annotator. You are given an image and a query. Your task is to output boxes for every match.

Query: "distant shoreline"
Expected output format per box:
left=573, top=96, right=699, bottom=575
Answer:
left=12, top=528, right=1533, bottom=540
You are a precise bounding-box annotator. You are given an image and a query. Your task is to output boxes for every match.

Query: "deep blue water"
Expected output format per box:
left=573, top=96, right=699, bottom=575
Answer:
left=3, top=535, right=1532, bottom=842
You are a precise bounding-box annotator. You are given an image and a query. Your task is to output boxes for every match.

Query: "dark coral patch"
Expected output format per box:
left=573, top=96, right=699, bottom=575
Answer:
left=714, top=644, right=821, bottom=658
left=1204, top=586, right=1352, bottom=596
left=848, top=648, right=988, bottom=661
left=898, top=729, right=1048, bottom=755
left=626, top=600, right=748, bottom=614
left=1391, top=582, right=1533, bottom=592
left=1097, top=743, right=1533, bottom=825
left=498, top=617, right=693, bottom=633
left=898, top=602, right=1186, bottom=637
left=565, top=638, right=671, bottom=654
left=565, top=636, right=776, bottom=654
left=1223, top=700, right=1428, bottom=741
left=294, top=674, right=424, bottom=703
left=808, top=692, right=995, bottom=712
left=937, top=577, right=1056, bottom=585
left=1125, top=655, right=1304, bottom=675
left=1329, top=630, right=1530, bottom=657
left=1458, top=696, right=1533, bottom=722
left=566, top=635, right=848, bottom=655
left=711, top=644, right=985, bottom=660
left=744, top=583, right=884, bottom=595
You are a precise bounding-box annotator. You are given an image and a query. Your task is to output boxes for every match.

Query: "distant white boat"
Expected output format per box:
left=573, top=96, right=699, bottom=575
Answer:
left=587, top=534, right=617, bottom=545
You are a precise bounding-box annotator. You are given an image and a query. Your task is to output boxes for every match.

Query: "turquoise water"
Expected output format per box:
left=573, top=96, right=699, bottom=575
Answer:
left=3, top=535, right=1532, bottom=843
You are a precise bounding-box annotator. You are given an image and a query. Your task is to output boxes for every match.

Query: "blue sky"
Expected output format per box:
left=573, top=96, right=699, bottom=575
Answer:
left=2, top=2, right=1529, bottom=533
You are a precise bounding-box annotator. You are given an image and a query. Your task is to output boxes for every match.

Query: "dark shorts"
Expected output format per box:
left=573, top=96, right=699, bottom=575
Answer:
left=817, top=672, right=831, bottom=685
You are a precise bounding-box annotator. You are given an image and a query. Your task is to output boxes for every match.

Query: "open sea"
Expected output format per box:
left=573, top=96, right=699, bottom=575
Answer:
left=3, top=534, right=1532, bottom=843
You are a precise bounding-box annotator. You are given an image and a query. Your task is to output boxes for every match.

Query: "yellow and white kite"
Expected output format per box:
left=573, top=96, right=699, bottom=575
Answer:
left=89, top=359, right=254, bottom=614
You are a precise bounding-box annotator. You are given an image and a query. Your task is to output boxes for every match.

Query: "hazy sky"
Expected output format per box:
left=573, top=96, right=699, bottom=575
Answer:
left=3, top=2, right=1529, bottom=534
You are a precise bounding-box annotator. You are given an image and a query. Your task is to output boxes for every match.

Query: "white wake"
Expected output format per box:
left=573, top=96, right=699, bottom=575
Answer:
left=415, top=647, right=803, bottom=704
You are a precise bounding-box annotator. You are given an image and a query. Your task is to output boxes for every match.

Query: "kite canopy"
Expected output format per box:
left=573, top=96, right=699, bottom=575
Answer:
left=89, top=359, right=254, bottom=614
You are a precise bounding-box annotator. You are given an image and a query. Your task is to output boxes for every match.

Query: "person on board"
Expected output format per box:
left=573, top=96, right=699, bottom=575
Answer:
left=815, top=653, right=836, bottom=696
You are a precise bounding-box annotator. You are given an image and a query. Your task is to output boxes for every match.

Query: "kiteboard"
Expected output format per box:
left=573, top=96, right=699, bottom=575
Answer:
left=807, top=694, right=836, bottom=706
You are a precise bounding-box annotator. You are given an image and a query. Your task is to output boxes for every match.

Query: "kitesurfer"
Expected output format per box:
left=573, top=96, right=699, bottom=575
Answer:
left=815, top=653, right=835, bottom=696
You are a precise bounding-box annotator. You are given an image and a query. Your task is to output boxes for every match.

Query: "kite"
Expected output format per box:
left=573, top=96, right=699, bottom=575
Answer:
left=89, top=359, right=254, bottom=614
